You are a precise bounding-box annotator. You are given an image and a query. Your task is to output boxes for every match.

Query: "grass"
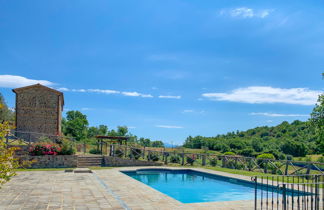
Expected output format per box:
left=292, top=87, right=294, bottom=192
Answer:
left=170, top=165, right=323, bottom=186
left=294, top=155, right=324, bottom=162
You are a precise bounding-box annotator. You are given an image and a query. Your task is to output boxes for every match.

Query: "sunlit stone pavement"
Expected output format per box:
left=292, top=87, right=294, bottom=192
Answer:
left=0, top=167, right=255, bottom=210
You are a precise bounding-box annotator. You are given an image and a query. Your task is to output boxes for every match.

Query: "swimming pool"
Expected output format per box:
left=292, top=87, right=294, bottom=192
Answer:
left=122, top=169, right=285, bottom=203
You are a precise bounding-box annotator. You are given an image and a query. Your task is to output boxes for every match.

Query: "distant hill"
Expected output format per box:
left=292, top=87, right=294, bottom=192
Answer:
left=183, top=120, right=319, bottom=159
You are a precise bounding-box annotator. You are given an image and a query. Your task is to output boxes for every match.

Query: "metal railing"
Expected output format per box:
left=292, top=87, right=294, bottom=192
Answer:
left=5, top=130, right=75, bottom=146
left=253, top=174, right=324, bottom=210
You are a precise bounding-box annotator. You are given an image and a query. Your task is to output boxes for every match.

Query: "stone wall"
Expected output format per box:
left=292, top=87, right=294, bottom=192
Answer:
left=103, top=156, right=163, bottom=167
left=21, top=155, right=77, bottom=168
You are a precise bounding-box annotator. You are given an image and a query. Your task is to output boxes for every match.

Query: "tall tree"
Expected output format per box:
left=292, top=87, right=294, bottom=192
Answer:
left=117, top=126, right=128, bottom=136
left=0, top=93, right=14, bottom=123
left=310, top=94, right=324, bottom=153
left=63, top=111, right=89, bottom=141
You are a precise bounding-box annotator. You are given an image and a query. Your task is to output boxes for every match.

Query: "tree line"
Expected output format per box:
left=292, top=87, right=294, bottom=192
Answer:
left=61, top=110, right=164, bottom=148
left=183, top=94, right=324, bottom=159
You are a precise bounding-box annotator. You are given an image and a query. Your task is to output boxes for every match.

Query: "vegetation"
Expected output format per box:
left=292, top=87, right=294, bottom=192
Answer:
left=0, top=93, right=14, bottom=123
left=310, top=94, right=324, bottom=153
left=183, top=91, right=324, bottom=159
left=29, top=143, right=61, bottom=156
left=147, top=152, right=159, bottom=161
left=0, top=122, right=20, bottom=187
left=62, top=111, right=89, bottom=141
left=183, top=120, right=319, bottom=159
left=89, top=148, right=101, bottom=154
left=61, top=110, right=165, bottom=151
left=129, top=148, right=141, bottom=160
left=170, top=155, right=180, bottom=163
left=186, top=155, right=196, bottom=165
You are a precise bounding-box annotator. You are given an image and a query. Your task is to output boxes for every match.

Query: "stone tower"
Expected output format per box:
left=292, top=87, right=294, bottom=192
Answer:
left=12, top=84, right=64, bottom=136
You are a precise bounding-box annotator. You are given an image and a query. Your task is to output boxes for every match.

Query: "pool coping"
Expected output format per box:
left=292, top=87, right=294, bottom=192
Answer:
left=93, top=166, right=262, bottom=209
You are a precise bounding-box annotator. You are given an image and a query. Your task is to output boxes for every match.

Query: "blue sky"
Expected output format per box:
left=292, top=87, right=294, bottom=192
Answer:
left=0, top=0, right=323, bottom=144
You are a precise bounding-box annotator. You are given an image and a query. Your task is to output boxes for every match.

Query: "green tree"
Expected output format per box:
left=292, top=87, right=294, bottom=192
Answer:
left=117, top=126, right=128, bottom=136
left=139, top=137, right=151, bottom=147
left=0, top=93, right=14, bottom=123
left=151, top=140, right=164, bottom=148
left=98, top=125, right=108, bottom=136
left=63, top=111, right=89, bottom=141
left=310, top=94, right=324, bottom=153
left=281, top=140, right=308, bottom=157
left=87, top=126, right=99, bottom=138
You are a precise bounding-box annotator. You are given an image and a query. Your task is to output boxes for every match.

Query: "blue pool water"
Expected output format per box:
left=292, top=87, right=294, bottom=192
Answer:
left=122, top=169, right=280, bottom=203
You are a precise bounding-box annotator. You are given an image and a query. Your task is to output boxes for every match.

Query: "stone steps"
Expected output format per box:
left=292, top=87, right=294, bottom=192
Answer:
left=77, top=156, right=103, bottom=167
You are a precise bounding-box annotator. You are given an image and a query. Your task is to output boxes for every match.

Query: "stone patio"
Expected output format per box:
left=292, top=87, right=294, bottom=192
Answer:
left=0, top=167, right=256, bottom=210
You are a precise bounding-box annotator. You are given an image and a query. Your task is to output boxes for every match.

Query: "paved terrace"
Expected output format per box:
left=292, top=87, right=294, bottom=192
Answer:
left=0, top=167, right=258, bottom=210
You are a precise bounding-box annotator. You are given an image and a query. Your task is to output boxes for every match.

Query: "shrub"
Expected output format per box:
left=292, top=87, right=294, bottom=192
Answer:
left=256, top=153, right=276, bottom=171
left=268, top=162, right=283, bottom=175
left=1, top=122, right=21, bottom=186
left=29, top=143, right=61, bottom=156
left=59, top=139, right=75, bottom=155
left=286, top=155, right=293, bottom=160
left=186, top=155, right=196, bottom=165
left=115, top=148, right=124, bottom=157
left=224, top=159, right=244, bottom=169
left=147, top=152, right=159, bottom=161
left=224, top=151, right=235, bottom=156
left=257, top=153, right=275, bottom=160
left=170, top=155, right=180, bottom=163
left=209, top=158, right=217, bottom=166
left=238, top=148, right=255, bottom=157
left=89, top=148, right=101, bottom=154
left=278, top=153, right=286, bottom=160
left=129, top=148, right=141, bottom=160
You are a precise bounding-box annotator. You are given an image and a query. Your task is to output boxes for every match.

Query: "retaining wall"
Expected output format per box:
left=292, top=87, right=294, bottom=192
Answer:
left=21, top=155, right=78, bottom=168
left=103, top=156, right=163, bottom=167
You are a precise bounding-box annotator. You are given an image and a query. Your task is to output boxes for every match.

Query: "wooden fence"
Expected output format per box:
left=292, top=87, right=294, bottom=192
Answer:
left=105, top=144, right=324, bottom=176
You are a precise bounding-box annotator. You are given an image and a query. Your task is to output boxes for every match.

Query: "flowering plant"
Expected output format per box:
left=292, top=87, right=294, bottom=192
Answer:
left=29, top=143, right=61, bottom=156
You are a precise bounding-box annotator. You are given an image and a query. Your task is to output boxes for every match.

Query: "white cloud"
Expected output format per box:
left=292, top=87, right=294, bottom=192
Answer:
left=250, top=112, right=309, bottom=117
left=221, top=7, right=273, bottom=19
left=159, top=95, right=181, bottom=99
left=88, top=89, right=120, bottom=94
left=122, top=91, right=153, bottom=98
left=183, top=109, right=194, bottom=113
left=59, top=88, right=153, bottom=98
left=0, top=75, right=54, bottom=88
left=155, top=125, right=183, bottom=129
left=202, top=86, right=321, bottom=106
left=266, top=120, right=273, bottom=123
left=57, top=87, right=69, bottom=92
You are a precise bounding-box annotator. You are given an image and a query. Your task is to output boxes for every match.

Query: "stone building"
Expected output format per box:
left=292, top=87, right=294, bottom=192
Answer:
left=12, top=84, right=64, bottom=136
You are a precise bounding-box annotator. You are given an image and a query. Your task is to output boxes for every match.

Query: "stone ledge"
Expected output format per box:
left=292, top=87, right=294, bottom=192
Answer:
left=19, top=155, right=78, bottom=168
left=103, top=156, right=163, bottom=167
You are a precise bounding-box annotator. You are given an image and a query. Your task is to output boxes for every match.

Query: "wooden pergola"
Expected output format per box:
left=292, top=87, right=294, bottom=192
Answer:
left=95, top=136, right=130, bottom=155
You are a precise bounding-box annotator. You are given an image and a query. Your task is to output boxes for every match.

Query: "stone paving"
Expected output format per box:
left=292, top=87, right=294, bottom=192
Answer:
left=0, top=167, right=256, bottom=210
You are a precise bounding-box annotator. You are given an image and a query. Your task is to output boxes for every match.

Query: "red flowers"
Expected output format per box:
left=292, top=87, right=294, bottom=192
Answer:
left=29, top=143, right=61, bottom=156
